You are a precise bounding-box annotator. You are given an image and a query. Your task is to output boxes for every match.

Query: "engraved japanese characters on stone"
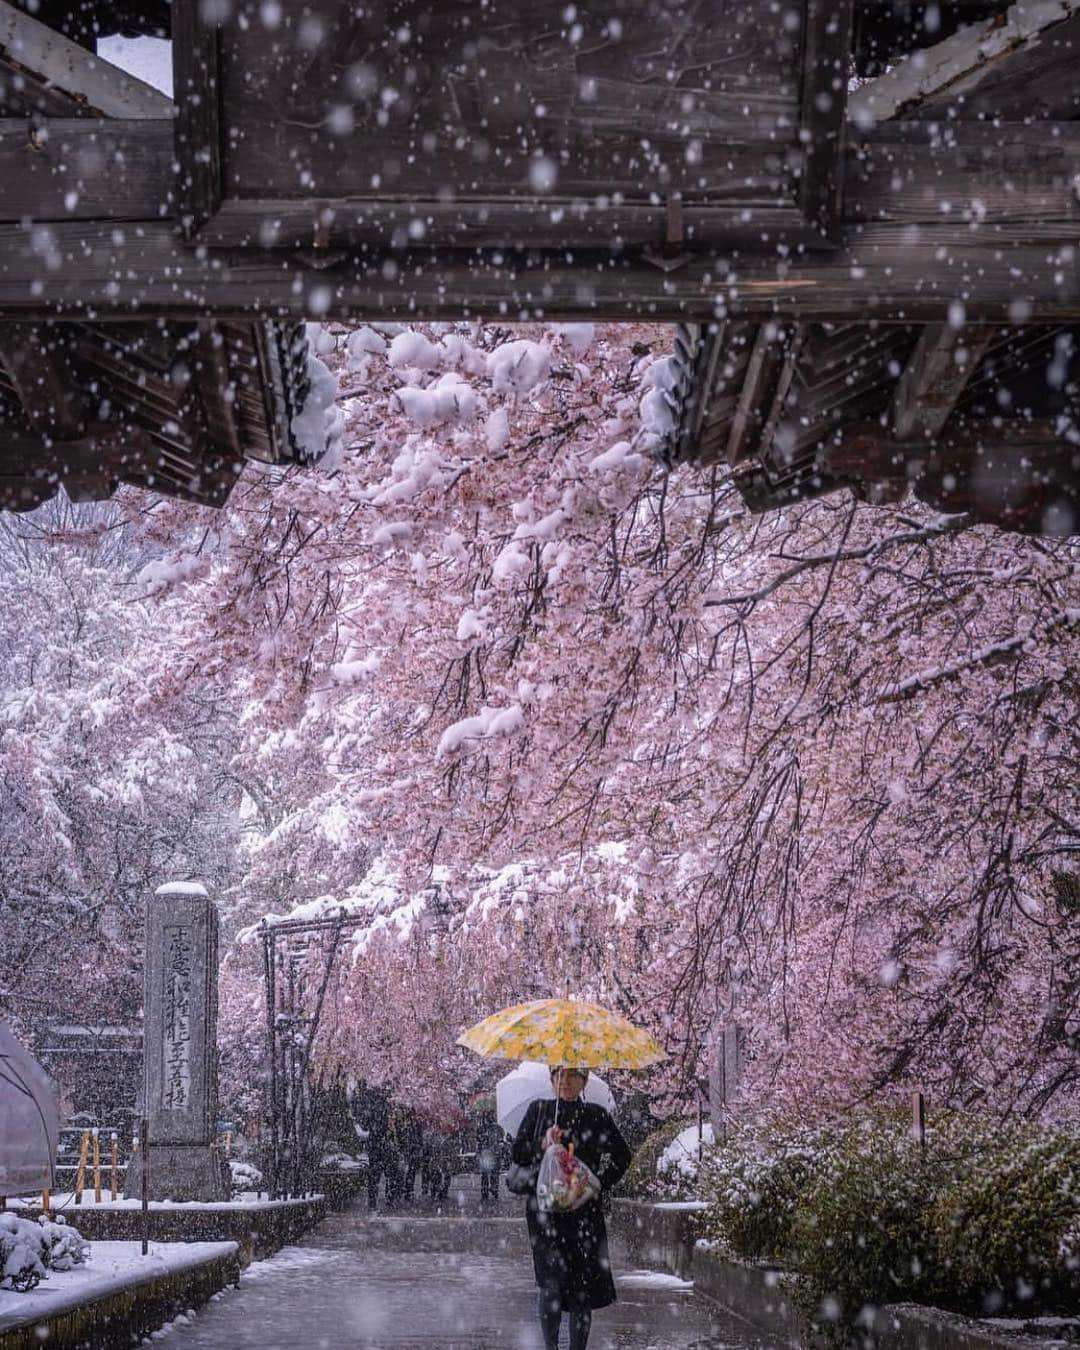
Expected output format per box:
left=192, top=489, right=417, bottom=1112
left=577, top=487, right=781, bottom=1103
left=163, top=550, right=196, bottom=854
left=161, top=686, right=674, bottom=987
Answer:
left=162, top=924, right=194, bottom=1111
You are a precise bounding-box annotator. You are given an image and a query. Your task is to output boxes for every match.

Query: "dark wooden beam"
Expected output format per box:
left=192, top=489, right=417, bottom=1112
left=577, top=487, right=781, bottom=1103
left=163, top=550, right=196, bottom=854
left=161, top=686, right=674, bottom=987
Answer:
left=821, top=419, right=1080, bottom=532
left=0, top=116, right=1072, bottom=245
left=726, top=327, right=785, bottom=466
left=798, top=0, right=853, bottom=241
left=0, top=220, right=1077, bottom=324
left=0, top=119, right=176, bottom=223
left=890, top=322, right=995, bottom=440
left=846, top=122, right=1080, bottom=228
left=172, top=0, right=223, bottom=237
left=194, top=321, right=242, bottom=459
left=0, top=54, right=96, bottom=117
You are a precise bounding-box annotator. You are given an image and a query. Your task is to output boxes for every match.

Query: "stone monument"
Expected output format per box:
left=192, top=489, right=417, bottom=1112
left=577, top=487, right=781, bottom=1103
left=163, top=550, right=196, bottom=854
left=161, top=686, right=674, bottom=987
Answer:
left=125, top=882, right=228, bottom=1201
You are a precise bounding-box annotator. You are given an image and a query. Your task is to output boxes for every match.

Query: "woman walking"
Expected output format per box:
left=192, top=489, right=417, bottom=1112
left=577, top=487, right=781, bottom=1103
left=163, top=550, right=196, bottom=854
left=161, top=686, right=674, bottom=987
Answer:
left=511, top=1065, right=632, bottom=1350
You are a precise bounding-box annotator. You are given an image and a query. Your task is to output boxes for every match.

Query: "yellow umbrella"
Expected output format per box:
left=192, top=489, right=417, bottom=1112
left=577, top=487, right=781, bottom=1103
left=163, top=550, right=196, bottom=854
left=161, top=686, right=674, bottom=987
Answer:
left=457, top=997, right=666, bottom=1070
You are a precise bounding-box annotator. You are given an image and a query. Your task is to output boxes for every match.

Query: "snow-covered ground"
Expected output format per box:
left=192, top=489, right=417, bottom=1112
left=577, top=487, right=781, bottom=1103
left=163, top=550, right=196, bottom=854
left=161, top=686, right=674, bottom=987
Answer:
left=0, top=1240, right=236, bottom=1332
left=618, top=1270, right=695, bottom=1292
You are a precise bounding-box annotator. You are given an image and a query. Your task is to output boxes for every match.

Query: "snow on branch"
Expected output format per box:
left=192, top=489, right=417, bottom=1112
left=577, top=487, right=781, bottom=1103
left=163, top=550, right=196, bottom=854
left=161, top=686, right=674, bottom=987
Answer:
left=876, top=608, right=1080, bottom=703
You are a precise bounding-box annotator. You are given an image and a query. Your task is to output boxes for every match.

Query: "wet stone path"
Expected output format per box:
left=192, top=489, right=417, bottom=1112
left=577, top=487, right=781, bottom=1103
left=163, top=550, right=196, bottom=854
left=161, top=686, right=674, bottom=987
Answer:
left=154, top=1180, right=772, bottom=1350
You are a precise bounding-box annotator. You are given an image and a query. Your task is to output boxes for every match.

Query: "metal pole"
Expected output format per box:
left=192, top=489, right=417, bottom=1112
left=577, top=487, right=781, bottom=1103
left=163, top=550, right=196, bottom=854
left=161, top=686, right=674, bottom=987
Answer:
left=263, top=925, right=279, bottom=1200
left=140, top=1117, right=150, bottom=1255
left=92, top=1128, right=102, bottom=1204
left=911, top=1090, right=926, bottom=1148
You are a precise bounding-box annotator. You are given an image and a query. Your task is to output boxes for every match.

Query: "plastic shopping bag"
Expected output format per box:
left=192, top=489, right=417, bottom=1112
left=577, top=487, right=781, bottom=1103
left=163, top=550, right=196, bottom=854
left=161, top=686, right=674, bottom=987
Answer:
left=536, top=1144, right=601, bottom=1213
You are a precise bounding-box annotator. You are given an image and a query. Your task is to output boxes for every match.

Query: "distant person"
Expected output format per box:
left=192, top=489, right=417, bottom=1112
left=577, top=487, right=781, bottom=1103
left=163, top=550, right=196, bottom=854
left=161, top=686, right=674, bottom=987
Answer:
left=363, top=1093, right=397, bottom=1210
left=388, top=1104, right=422, bottom=1203
left=511, top=1065, right=631, bottom=1350
left=474, top=1107, right=503, bottom=1201
left=437, top=1128, right=458, bottom=1201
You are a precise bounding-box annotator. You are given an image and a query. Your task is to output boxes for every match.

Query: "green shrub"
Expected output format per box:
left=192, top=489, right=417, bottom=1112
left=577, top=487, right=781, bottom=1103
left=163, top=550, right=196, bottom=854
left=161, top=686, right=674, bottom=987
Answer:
left=931, top=1126, right=1080, bottom=1315
left=617, top=1117, right=693, bottom=1200
left=698, top=1118, right=840, bottom=1265
left=786, top=1112, right=943, bottom=1343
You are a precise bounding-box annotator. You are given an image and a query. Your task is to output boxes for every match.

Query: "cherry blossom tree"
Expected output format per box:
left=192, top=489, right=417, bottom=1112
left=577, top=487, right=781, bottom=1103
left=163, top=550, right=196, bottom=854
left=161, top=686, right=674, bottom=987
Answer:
left=0, top=498, right=241, bottom=1039
left=13, top=320, right=1077, bottom=1124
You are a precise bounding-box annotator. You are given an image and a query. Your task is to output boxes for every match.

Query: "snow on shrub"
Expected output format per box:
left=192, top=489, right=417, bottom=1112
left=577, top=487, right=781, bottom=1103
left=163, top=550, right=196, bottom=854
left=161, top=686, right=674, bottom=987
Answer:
left=319, top=1149, right=365, bottom=1172
left=1, top=1213, right=89, bottom=1292
left=786, top=1112, right=942, bottom=1343
left=698, top=1118, right=840, bottom=1266
left=229, top=1159, right=263, bottom=1194
left=695, top=1109, right=1080, bottom=1342
left=930, top=1124, right=1080, bottom=1315
left=656, top=1122, right=714, bottom=1198
left=617, top=1118, right=693, bottom=1200
left=40, top=1217, right=90, bottom=1271
left=1, top=1214, right=47, bottom=1292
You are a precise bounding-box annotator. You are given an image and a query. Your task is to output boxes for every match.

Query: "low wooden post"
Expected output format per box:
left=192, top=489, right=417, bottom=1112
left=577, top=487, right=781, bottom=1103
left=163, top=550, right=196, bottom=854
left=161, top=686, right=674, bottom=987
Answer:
left=40, top=1188, right=50, bottom=1218
left=140, top=1118, right=150, bottom=1256
left=73, top=1129, right=90, bottom=1204
left=92, top=1128, right=102, bottom=1203
left=110, top=1132, right=119, bottom=1201
left=912, top=1090, right=927, bottom=1148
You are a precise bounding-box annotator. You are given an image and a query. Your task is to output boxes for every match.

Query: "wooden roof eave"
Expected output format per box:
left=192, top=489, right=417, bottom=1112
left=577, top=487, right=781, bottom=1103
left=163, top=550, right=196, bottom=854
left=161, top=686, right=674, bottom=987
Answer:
left=0, top=0, right=173, bottom=118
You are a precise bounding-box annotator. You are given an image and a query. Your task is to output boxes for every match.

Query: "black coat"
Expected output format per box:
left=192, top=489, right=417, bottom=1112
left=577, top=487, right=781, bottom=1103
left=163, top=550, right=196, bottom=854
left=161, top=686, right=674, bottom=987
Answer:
left=511, top=1098, right=632, bottom=1310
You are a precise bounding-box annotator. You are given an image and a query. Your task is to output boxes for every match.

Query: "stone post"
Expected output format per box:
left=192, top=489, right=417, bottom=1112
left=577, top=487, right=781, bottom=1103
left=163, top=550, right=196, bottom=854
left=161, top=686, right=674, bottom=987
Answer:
left=708, top=1022, right=745, bottom=1131
left=125, top=882, right=228, bottom=1202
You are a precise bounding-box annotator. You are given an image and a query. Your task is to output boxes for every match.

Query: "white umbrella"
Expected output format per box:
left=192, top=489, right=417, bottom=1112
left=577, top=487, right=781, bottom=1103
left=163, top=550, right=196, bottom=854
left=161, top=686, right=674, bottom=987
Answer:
left=0, top=1019, right=59, bottom=1198
left=496, top=1060, right=616, bottom=1139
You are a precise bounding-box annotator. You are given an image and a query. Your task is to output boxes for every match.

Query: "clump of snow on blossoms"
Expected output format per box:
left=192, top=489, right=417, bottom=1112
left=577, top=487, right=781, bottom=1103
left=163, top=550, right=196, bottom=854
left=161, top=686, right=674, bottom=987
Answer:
left=292, top=331, right=344, bottom=463
left=135, top=548, right=207, bottom=597
left=486, top=339, right=550, bottom=396
left=437, top=703, right=525, bottom=757
left=486, top=406, right=510, bottom=452
left=550, top=323, right=596, bottom=357
left=395, top=372, right=477, bottom=428
left=347, top=326, right=387, bottom=362
left=388, top=330, right=443, bottom=372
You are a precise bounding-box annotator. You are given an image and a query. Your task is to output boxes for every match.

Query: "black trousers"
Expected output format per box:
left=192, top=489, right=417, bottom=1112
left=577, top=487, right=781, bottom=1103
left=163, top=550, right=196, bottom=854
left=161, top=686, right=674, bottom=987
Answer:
left=538, top=1292, right=591, bottom=1350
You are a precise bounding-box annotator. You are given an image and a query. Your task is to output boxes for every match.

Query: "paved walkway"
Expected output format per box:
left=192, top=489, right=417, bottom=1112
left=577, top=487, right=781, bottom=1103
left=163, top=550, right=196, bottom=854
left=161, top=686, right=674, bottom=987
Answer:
left=154, top=1178, right=771, bottom=1349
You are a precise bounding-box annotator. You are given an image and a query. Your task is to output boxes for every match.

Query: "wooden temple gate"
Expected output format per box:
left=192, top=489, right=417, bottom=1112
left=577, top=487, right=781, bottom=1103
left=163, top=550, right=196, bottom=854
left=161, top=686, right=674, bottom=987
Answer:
left=0, top=0, right=1077, bottom=529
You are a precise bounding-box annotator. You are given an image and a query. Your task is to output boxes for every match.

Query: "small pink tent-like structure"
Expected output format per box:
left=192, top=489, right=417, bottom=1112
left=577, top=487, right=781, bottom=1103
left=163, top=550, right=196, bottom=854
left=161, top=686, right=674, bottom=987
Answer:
left=0, top=1020, right=58, bottom=1198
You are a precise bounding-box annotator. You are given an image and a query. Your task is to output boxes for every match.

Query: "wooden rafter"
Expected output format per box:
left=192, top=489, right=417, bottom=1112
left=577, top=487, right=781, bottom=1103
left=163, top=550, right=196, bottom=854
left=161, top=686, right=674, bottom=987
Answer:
left=0, top=324, right=85, bottom=438
left=194, top=322, right=242, bottom=460
left=725, top=327, right=790, bottom=467
left=890, top=323, right=995, bottom=440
